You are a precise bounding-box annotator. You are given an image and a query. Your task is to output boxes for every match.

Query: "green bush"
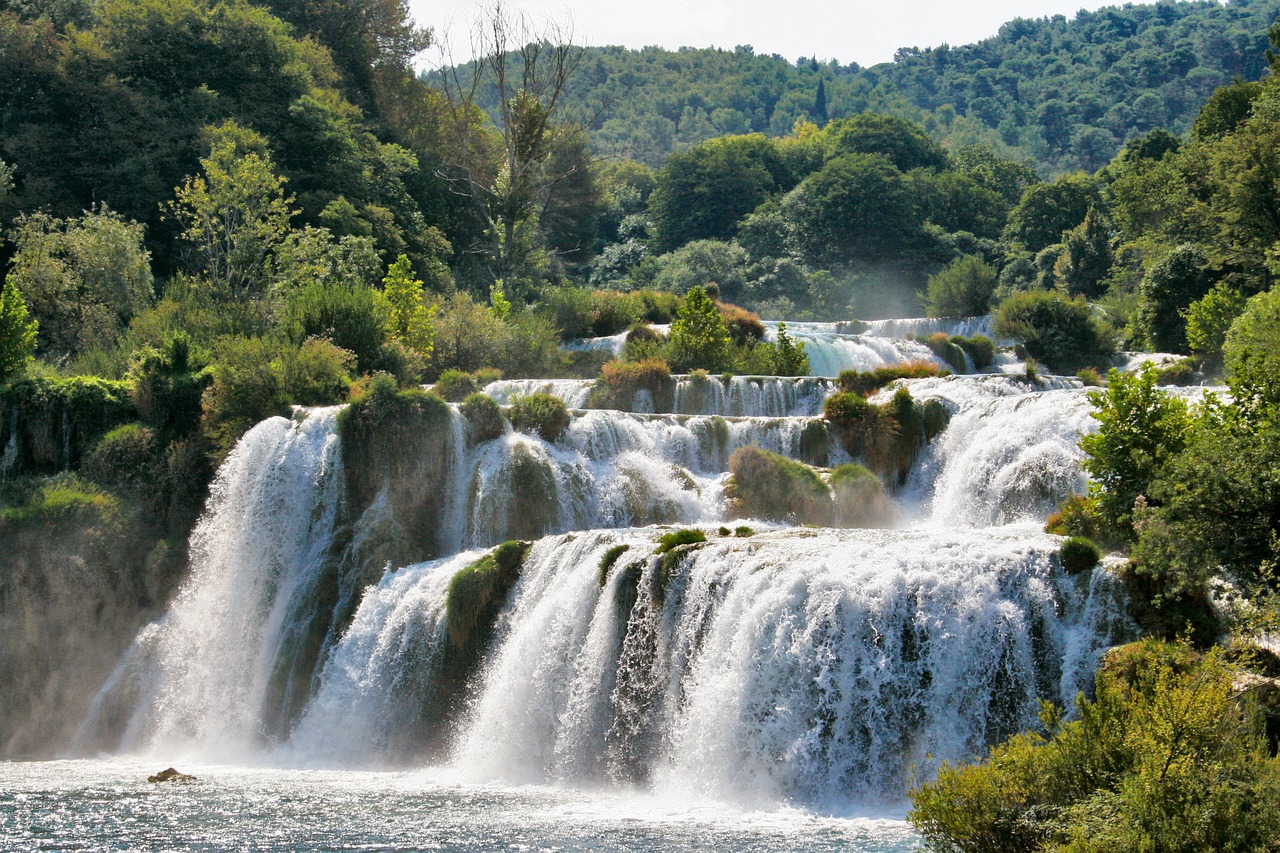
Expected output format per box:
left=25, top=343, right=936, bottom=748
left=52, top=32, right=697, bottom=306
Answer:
left=830, top=463, right=892, bottom=527
left=508, top=392, right=571, bottom=442
left=590, top=358, right=672, bottom=410
left=924, top=332, right=967, bottom=371
left=0, top=473, right=124, bottom=532
left=83, top=423, right=157, bottom=492
left=459, top=392, right=504, bottom=442
left=925, top=255, right=998, bottom=318
left=1075, top=367, right=1104, bottom=387
left=955, top=335, right=996, bottom=370
left=1059, top=536, right=1102, bottom=574
left=435, top=369, right=480, bottom=402
left=445, top=540, right=531, bottom=647
left=284, top=281, right=389, bottom=374
left=200, top=336, right=292, bottom=460
left=280, top=337, right=355, bottom=405
left=733, top=525, right=755, bottom=537
left=909, top=641, right=1280, bottom=853
left=993, top=290, right=1115, bottom=373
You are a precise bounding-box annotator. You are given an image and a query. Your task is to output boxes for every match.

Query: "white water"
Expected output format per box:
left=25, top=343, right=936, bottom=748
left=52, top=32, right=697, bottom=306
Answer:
left=56, top=317, right=1156, bottom=848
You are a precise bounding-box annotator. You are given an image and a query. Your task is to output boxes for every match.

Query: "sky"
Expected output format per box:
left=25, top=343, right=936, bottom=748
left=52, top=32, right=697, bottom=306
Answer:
left=410, top=0, right=1161, bottom=68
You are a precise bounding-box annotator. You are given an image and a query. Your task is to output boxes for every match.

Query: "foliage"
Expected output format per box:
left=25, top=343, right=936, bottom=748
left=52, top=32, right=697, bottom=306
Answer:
left=1080, top=365, right=1191, bottom=540
left=0, top=277, right=38, bottom=383
left=592, top=358, right=671, bottom=410
left=434, top=369, right=480, bottom=402
left=459, top=392, right=504, bottom=442
left=507, top=392, right=570, bottom=442
left=0, top=376, right=135, bottom=474
left=764, top=322, right=809, bottom=376
left=199, top=336, right=292, bottom=458
left=1136, top=244, right=1210, bottom=353
left=381, top=254, right=436, bottom=363
left=1223, top=286, right=1280, bottom=417
left=908, top=641, right=1280, bottom=853
left=655, top=527, right=707, bottom=554
left=1059, top=536, right=1102, bottom=574
left=726, top=446, right=832, bottom=525
left=925, top=255, right=998, bottom=319
left=278, top=337, right=355, bottom=405
left=0, top=473, right=124, bottom=532
left=284, top=280, right=391, bottom=374
left=6, top=207, right=153, bottom=359
left=837, top=362, right=947, bottom=396
left=665, top=286, right=732, bottom=372
left=597, top=543, right=631, bottom=586
left=1184, top=282, right=1247, bottom=357
left=993, top=290, right=1114, bottom=373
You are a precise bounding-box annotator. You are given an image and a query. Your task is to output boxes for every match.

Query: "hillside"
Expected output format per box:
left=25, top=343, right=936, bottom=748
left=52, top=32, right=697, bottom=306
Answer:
left=496, top=0, right=1278, bottom=173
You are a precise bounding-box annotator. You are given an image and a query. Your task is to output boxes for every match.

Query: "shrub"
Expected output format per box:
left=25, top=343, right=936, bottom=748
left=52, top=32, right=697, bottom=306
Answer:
left=924, top=332, right=968, bottom=371
left=284, top=281, right=389, bottom=374
left=909, top=642, right=1280, bottom=853
left=634, top=289, right=682, bottom=323
left=836, top=362, right=946, bottom=395
left=1045, top=494, right=1103, bottom=541
left=1075, top=367, right=1104, bottom=387
left=508, top=392, right=571, bottom=442
left=666, top=286, right=732, bottom=372
left=592, top=358, right=672, bottom=410
left=718, top=302, right=766, bottom=344
left=993, top=290, right=1115, bottom=373
left=435, top=369, right=480, bottom=402
left=279, top=337, right=355, bottom=405
left=733, top=525, right=755, bottom=537
left=473, top=367, right=503, bottom=387
left=925, top=254, right=998, bottom=318
left=726, top=447, right=832, bottom=525
left=1153, top=357, right=1197, bottom=386
left=1185, top=282, right=1247, bottom=358
left=83, top=423, right=157, bottom=493
left=597, top=543, right=631, bottom=586
left=445, top=540, right=531, bottom=647
left=1059, top=536, right=1102, bottom=574
left=955, top=335, right=996, bottom=370
left=200, top=336, right=291, bottom=459
left=459, top=393, right=504, bottom=442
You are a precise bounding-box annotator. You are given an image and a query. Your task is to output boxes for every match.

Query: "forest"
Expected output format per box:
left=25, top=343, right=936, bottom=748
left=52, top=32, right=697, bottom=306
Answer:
left=2, top=0, right=1280, bottom=849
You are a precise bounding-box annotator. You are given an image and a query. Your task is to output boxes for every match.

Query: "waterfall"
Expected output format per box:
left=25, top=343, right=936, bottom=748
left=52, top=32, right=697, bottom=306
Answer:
left=104, top=408, right=344, bottom=761
left=76, top=316, right=1153, bottom=813
left=297, top=526, right=1128, bottom=809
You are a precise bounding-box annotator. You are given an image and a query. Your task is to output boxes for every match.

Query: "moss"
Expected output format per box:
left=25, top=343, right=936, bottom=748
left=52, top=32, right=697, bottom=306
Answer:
left=1154, top=356, right=1199, bottom=386
left=434, top=369, right=480, bottom=402
left=0, top=473, right=124, bottom=532
left=1059, top=536, right=1102, bottom=574
left=798, top=419, right=830, bottom=467
left=460, top=392, right=504, bottom=442
left=955, top=335, right=996, bottom=370
left=922, top=399, right=951, bottom=441
left=445, top=540, right=531, bottom=647
left=508, top=392, right=571, bottom=442
left=655, top=527, right=707, bottom=554
left=0, top=377, right=135, bottom=474
left=924, top=332, right=968, bottom=371
left=726, top=446, right=832, bottom=525
left=591, top=358, right=674, bottom=411
left=733, top=525, right=755, bottom=537
left=598, top=543, right=631, bottom=586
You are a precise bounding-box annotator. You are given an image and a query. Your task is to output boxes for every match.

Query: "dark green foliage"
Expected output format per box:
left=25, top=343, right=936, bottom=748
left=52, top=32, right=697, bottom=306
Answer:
left=1004, top=174, right=1102, bottom=253
left=597, top=543, right=630, bottom=586
left=129, top=333, right=212, bottom=439
left=83, top=423, right=158, bottom=496
left=909, top=641, right=1280, bottom=853
left=0, top=278, right=39, bottom=383
left=445, top=540, right=531, bottom=647
left=924, top=255, right=998, bottom=319
left=435, top=369, right=480, bottom=402
left=1059, top=536, right=1102, bottom=575
left=1137, top=245, right=1210, bottom=354
left=1224, top=287, right=1280, bottom=417
left=924, top=333, right=967, bottom=372
left=726, top=446, right=831, bottom=525
left=537, top=287, right=645, bottom=339
left=956, top=336, right=996, bottom=371
left=459, top=392, right=504, bottom=443
left=836, top=362, right=947, bottom=396
left=508, top=392, right=571, bottom=442
left=284, top=282, right=391, bottom=375
left=993, top=290, right=1115, bottom=373
left=824, top=387, right=946, bottom=484
left=1152, top=357, right=1198, bottom=386
left=655, top=527, right=707, bottom=555
left=1053, top=208, right=1114, bottom=299
left=199, top=337, right=292, bottom=458
left=828, top=113, right=948, bottom=173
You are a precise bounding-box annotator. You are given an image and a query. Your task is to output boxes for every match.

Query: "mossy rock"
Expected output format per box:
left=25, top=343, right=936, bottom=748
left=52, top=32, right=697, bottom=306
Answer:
left=0, top=377, right=135, bottom=474
left=652, top=529, right=706, bottom=604
left=726, top=447, right=832, bottom=526
left=434, top=369, right=480, bottom=402
left=598, top=543, right=631, bottom=586
left=798, top=419, right=830, bottom=467
left=1059, top=536, right=1102, bottom=574
left=445, top=540, right=531, bottom=648
left=830, top=463, right=894, bottom=528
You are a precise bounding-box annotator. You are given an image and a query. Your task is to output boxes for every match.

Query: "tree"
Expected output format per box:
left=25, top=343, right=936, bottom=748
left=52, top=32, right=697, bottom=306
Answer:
left=1184, top=282, right=1247, bottom=358
left=1003, top=173, right=1102, bottom=253
left=813, top=78, right=828, bottom=126
left=1223, top=286, right=1280, bottom=417
left=826, top=113, right=948, bottom=172
left=665, top=285, right=731, bottom=372
left=168, top=122, right=294, bottom=300
left=925, top=255, right=997, bottom=318
left=1053, top=208, right=1114, bottom=298
left=382, top=253, right=435, bottom=362
left=433, top=2, right=588, bottom=287
left=5, top=206, right=154, bottom=358
left=992, top=290, right=1114, bottom=373
left=0, top=278, right=38, bottom=382
left=770, top=322, right=809, bottom=376
left=1136, top=244, right=1210, bottom=353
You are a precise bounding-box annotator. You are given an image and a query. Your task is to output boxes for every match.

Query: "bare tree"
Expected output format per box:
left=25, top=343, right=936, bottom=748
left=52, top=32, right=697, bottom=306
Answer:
left=432, top=2, right=590, bottom=293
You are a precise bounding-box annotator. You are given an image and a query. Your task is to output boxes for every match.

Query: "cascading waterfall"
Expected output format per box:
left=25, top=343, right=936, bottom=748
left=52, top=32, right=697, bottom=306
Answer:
left=102, top=408, right=344, bottom=761
left=81, top=315, right=1144, bottom=817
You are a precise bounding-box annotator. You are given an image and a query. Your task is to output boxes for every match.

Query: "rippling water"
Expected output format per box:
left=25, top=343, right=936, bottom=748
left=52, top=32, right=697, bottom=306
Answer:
left=0, top=760, right=919, bottom=851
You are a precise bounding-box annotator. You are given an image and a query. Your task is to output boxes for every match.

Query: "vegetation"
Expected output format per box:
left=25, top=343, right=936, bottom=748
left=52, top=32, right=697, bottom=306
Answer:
left=459, top=392, right=504, bottom=442
left=726, top=446, right=832, bottom=525
left=507, top=392, right=571, bottom=442
left=445, top=540, right=532, bottom=647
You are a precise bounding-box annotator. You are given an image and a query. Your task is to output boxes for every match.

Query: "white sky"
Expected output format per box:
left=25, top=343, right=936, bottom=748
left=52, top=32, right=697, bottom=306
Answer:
left=410, top=0, right=1160, bottom=68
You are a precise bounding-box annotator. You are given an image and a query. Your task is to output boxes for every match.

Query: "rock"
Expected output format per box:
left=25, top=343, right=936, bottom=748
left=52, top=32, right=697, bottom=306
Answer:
left=147, top=767, right=196, bottom=783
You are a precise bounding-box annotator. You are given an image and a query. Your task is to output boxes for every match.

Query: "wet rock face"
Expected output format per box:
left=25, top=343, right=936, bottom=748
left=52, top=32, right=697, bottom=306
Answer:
left=147, top=767, right=196, bottom=783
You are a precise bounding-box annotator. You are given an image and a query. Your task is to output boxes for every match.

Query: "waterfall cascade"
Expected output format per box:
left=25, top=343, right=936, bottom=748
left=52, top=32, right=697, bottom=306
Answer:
left=82, top=316, right=1141, bottom=814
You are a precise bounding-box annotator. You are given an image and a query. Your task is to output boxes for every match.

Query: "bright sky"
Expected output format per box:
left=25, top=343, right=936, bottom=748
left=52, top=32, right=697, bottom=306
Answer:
left=411, top=0, right=1160, bottom=68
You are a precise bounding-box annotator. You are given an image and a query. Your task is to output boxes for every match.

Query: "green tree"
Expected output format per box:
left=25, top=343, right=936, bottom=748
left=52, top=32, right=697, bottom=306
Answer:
left=1080, top=364, right=1191, bottom=539
left=1053, top=208, right=1114, bottom=298
left=1184, top=282, right=1247, bottom=358
left=925, top=255, right=997, bottom=318
left=1136, top=244, right=1210, bottom=353
left=1003, top=173, right=1102, bottom=253
left=769, top=322, right=809, bottom=376
left=827, top=113, right=948, bottom=172
left=665, top=285, right=731, bottom=372
left=1223, top=285, right=1280, bottom=417
left=992, top=290, right=1114, bottom=373
left=270, top=226, right=380, bottom=292
left=381, top=253, right=435, bottom=362
left=0, top=277, right=38, bottom=382
left=168, top=121, right=294, bottom=300
left=5, top=207, right=154, bottom=358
